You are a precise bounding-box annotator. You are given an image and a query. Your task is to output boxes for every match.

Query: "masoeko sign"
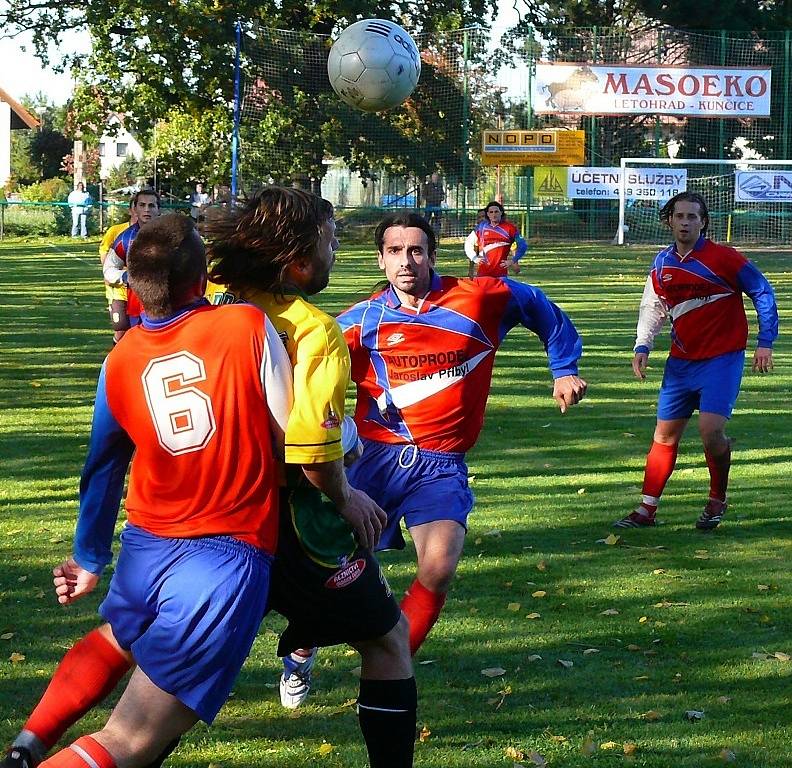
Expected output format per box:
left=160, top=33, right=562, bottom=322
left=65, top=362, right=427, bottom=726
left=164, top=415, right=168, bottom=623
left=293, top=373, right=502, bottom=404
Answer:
left=533, top=63, right=771, bottom=118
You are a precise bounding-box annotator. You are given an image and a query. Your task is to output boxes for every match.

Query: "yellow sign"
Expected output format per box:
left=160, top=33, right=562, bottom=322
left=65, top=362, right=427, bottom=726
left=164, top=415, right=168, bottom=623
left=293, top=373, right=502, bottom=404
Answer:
left=481, top=130, right=585, bottom=166
left=534, top=167, right=567, bottom=199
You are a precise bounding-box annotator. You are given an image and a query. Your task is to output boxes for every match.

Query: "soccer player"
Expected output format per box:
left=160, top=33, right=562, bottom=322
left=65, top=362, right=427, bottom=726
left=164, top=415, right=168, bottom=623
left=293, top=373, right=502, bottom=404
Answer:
left=102, top=189, right=161, bottom=341
left=98, top=204, right=136, bottom=344
left=337, top=212, right=586, bottom=655
left=614, top=192, right=778, bottom=530
left=20, top=214, right=290, bottom=768
left=205, top=187, right=416, bottom=766
left=464, top=200, right=527, bottom=278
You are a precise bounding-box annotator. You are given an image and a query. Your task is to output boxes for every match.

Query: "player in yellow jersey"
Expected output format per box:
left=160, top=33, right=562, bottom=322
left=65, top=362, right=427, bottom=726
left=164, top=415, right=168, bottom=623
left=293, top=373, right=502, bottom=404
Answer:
left=205, top=187, right=415, bottom=768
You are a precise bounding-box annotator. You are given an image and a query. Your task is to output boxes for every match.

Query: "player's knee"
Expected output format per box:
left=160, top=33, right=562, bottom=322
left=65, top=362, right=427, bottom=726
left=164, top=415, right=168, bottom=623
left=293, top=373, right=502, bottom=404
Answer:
left=700, top=428, right=727, bottom=454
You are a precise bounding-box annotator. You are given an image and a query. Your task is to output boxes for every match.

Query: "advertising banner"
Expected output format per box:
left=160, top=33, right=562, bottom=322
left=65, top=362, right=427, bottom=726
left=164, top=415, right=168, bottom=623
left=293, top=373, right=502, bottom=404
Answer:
left=481, top=129, right=585, bottom=166
left=533, top=64, right=771, bottom=118
left=567, top=167, right=687, bottom=199
left=734, top=171, right=792, bottom=202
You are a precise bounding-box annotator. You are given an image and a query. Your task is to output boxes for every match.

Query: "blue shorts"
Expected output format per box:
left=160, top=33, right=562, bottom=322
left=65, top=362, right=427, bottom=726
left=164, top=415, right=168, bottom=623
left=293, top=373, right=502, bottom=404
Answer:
left=657, top=350, right=745, bottom=420
left=347, top=439, right=475, bottom=551
left=99, top=525, right=272, bottom=723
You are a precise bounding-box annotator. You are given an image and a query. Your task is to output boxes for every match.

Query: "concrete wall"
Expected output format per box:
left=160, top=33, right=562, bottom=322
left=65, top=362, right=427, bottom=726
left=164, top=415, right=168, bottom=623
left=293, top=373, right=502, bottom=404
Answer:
left=0, top=102, right=11, bottom=188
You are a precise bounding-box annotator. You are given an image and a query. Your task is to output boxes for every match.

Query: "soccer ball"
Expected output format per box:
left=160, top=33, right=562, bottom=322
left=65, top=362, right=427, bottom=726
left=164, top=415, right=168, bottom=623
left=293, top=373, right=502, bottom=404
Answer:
left=327, top=19, right=421, bottom=112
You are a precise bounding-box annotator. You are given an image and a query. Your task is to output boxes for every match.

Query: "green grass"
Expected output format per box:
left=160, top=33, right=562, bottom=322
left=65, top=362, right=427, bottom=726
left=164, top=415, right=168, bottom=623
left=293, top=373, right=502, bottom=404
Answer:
left=1, top=235, right=790, bottom=767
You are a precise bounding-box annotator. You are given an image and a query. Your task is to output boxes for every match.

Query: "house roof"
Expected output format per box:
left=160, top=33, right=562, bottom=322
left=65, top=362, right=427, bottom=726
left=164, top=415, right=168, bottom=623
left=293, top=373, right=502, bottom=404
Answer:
left=0, top=86, right=41, bottom=129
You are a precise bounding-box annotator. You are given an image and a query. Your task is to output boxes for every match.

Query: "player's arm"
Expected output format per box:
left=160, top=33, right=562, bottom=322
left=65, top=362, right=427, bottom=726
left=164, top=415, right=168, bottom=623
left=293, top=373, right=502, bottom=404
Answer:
left=59, top=363, right=135, bottom=605
left=501, top=279, right=586, bottom=412
left=737, top=260, right=779, bottom=373
left=509, top=231, right=528, bottom=274
left=464, top=230, right=482, bottom=264
left=260, top=314, right=294, bottom=460
left=633, top=273, right=667, bottom=380
left=103, top=244, right=128, bottom=286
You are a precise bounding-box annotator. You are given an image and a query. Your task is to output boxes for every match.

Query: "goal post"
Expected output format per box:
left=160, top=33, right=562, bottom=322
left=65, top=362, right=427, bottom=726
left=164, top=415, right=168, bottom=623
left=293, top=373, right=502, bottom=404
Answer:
left=617, top=157, right=792, bottom=246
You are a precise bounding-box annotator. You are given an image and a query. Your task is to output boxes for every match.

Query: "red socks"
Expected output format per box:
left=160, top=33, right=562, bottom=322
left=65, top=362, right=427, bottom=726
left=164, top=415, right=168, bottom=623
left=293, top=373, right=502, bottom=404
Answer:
left=39, top=736, right=116, bottom=768
left=639, top=440, right=679, bottom=515
left=705, top=441, right=732, bottom=502
left=400, top=579, right=446, bottom=655
left=24, top=629, right=132, bottom=749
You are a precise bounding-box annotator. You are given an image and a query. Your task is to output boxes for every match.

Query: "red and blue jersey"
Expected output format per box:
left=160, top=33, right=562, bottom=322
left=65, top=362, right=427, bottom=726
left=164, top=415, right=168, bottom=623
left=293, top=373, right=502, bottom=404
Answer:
left=465, top=220, right=528, bottom=278
left=74, top=301, right=290, bottom=574
left=111, top=223, right=142, bottom=317
left=337, top=273, right=582, bottom=454
left=635, top=236, right=778, bottom=360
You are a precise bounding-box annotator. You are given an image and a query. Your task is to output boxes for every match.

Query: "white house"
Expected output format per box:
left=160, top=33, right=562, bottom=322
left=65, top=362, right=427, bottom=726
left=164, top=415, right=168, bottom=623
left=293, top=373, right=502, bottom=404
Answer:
left=0, top=86, right=40, bottom=188
left=98, top=113, right=143, bottom=180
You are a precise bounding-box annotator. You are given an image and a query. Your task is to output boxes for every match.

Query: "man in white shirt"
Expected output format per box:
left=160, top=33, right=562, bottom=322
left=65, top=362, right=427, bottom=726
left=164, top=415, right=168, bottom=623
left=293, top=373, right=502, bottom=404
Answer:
left=68, top=183, right=92, bottom=238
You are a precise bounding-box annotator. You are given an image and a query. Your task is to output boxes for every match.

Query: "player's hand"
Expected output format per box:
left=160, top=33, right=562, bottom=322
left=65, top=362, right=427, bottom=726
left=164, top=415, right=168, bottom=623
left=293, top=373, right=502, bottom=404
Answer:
left=752, top=347, right=773, bottom=373
left=337, top=488, right=387, bottom=550
left=498, top=260, right=508, bottom=269
left=53, top=557, right=100, bottom=605
left=632, top=352, right=649, bottom=380
left=552, top=375, right=587, bottom=414
left=508, top=261, right=521, bottom=275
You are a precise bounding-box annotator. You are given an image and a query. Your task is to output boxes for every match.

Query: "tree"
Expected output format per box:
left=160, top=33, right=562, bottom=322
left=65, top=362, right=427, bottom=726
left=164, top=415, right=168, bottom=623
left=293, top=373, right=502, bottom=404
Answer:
left=8, top=94, right=71, bottom=187
left=1, top=1, right=496, bottom=189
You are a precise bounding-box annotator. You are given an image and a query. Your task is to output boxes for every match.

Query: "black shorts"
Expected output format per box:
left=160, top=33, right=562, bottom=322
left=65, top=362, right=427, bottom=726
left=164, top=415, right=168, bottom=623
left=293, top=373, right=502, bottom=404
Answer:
left=267, top=491, right=402, bottom=656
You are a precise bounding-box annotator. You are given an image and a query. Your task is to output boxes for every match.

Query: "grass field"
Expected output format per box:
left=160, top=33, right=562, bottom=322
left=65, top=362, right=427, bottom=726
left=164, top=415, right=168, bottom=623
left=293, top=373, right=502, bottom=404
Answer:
left=1, top=235, right=790, bottom=768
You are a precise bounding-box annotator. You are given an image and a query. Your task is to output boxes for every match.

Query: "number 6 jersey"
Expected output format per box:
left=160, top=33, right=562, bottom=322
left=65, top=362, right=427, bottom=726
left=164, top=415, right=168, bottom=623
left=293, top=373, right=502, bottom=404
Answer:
left=74, top=301, right=293, bottom=574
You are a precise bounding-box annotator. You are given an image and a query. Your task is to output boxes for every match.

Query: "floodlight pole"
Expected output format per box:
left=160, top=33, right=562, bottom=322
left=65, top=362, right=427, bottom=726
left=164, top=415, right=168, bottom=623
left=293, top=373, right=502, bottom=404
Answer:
left=230, top=19, right=242, bottom=206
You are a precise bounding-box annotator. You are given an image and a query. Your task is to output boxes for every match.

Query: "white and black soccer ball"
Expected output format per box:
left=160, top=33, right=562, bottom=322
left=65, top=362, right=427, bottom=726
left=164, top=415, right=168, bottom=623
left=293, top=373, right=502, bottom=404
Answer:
left=327, top=19, right=421, bottom=112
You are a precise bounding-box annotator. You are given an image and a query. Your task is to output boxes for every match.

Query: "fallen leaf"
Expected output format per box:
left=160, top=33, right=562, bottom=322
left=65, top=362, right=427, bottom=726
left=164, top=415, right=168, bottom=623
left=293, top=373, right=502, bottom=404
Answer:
left=556, top=659, right=574, bottom=669
left=642, top=710, right=662, bottom=721
left=0, top=633, right=14, bottom=640
left=694, top=553, right=709, bottom=560
left=623, top=432, right=636, bottom=437
left=627, top=644, right=641, bottom=652
left=483, top=529, right=502, bottom=538
left=752, top=652, right=770, bottom=660
left=634, top=675, right=649, bottom=681
left=717, top=696, right=731, bottom=704
left=418, top=725, right=431, bottom=743
left=504, top=581, right=513, bottom=588
left=549, top=734, right=568, bottom=743
left=9, top=653, right=25, bottom=664
left=526, top=612, right=541, bottom=620
left=623, top=743, right=637, bottom=755
left=583, top=648, right=599, bottom=655
left=30, top=381, right=42, bottom=388
left=600, top=741, right=619, bottom=750
left=507, top=602, right=521, bottom=612
left=757, top=584, right=770, bottom=591
left=773, top=651, right=790, bottom=662
left=601, top=608, right=620, bottom=616
left=604, top=533, right=620, bottom=546
left=526, top=752, right=547, bottom=767
left=481, top=667, right=506, bottom=677
left=527, top=654, right=542, bottom=663
left=17, top=576, right=27, bottom=583
left=418, top=659, right=437, bottom=665
left=474, top=537, right=482, bottom=545
left=536, top=560, right=547, bottom=571
left=684, top=710, right=705, bottom=722
left=532, top=590, right=546, bottom=598
left=639, top=616, right=649, bottom=623
left=652, top=568, right=666, bottom=574
left=719, top=748, right=737, bottom=762
left=577, top=488, right=586, bottom=495
left=504, top=746, right=525, bottom=760
left=317, top=743, right=333, bottom=756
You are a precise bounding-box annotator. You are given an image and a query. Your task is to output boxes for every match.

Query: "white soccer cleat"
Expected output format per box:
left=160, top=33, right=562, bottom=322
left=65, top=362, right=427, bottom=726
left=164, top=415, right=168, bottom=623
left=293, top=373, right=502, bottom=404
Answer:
left=279, top=648, right=318, bottom=709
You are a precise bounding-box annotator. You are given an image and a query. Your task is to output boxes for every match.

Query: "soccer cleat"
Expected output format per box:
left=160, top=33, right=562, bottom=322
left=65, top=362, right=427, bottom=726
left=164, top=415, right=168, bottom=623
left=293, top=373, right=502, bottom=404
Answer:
left=696, top=499, right=727, bottom=531
left=2, top=747, right=36, bottom=768
left=613, top=508, right=656, bottom=528
left=279, top=648, right=318, bottom=709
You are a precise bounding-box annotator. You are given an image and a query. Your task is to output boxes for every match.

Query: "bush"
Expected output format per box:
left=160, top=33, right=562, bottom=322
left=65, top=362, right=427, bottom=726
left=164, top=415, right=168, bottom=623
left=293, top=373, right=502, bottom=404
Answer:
left=17, top=178, right=71, bottom=203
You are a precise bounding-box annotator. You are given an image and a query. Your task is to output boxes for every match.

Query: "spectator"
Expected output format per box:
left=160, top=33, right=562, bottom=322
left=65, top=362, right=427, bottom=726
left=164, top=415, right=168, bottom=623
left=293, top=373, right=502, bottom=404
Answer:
left=188, top=183, right=211, bottom=222
left=421, top=173, right=445, bottom=234
left=68, top=183, right=92, bottom=238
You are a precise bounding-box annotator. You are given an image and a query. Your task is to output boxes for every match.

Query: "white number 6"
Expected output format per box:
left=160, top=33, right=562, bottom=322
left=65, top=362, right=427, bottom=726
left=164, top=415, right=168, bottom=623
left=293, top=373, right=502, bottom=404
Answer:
left=142, top=351, right=216, bottom=455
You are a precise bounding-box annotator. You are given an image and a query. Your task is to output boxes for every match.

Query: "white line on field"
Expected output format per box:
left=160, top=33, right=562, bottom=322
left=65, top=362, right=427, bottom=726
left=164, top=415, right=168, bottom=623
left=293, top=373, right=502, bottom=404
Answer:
left=46, top=242, right=97, bottom=269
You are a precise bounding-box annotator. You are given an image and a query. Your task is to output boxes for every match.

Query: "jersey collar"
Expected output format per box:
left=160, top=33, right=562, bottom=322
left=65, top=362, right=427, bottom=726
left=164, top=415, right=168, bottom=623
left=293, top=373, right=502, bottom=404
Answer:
left=672, top=234, right=707, bottom=260
left=140, top=298, right=209, bottom=329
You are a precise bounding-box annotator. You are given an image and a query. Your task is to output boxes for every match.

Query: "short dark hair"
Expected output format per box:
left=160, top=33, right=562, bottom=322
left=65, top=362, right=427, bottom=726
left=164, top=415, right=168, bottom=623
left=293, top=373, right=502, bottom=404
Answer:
left=374, top=212, right=437, bottom=255
left=128, top=214, right=206, bottom=317
left=205, top=186, right=334, bottom=293
left=659, top=192, right=709, bottom=235
left=132, top=188, right=161, bottom=208
left=485, top=200, right=506, bottom=218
